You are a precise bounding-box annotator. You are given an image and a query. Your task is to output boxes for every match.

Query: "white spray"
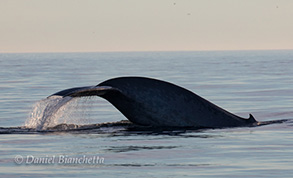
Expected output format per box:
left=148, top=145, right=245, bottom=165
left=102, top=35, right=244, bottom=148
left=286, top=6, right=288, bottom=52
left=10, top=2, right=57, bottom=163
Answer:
left=25, top=95, right=95, bottom=130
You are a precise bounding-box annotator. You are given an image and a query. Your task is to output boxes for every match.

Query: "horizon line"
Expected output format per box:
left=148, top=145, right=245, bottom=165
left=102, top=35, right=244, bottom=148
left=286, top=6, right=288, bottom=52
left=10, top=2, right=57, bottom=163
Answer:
left=1, top=48, right=293, bottom=54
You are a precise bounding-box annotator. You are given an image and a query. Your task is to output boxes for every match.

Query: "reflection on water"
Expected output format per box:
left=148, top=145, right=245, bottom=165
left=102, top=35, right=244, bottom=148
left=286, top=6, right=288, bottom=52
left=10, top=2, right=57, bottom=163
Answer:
left=105, top=145, right=178, bottom=153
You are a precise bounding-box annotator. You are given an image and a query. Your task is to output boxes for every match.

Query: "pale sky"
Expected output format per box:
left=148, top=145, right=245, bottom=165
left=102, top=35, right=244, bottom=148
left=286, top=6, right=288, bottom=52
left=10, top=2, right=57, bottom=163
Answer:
left=1, top=0, right=293, bottom=53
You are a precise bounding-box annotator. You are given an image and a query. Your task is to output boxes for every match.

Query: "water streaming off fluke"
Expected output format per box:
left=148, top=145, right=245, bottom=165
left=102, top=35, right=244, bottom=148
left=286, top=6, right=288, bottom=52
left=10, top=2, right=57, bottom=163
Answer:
left=25, top=96, right=77, bottom=130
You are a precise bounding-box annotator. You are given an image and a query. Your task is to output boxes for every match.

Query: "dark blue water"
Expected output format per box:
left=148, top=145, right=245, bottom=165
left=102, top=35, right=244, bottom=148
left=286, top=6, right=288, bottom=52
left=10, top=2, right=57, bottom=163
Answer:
left=0, top=51, right=292, bottom=177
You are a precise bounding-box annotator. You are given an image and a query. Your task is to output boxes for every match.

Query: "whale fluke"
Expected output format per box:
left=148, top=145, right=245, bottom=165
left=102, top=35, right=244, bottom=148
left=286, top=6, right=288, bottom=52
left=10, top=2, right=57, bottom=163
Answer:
left=50, top=86, right=119, bottom=98
left=51, top=77, right=257, bottom=128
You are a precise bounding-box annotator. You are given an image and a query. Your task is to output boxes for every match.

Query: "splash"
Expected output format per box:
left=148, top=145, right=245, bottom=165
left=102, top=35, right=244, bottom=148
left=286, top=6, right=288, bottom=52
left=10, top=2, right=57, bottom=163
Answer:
left=25, top=96, right=94, bottom=130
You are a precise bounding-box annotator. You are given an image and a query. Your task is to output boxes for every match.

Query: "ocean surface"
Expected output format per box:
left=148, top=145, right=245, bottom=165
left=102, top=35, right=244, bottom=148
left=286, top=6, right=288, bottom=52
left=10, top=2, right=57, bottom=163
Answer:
left=0, top=50, right=292, bottom=177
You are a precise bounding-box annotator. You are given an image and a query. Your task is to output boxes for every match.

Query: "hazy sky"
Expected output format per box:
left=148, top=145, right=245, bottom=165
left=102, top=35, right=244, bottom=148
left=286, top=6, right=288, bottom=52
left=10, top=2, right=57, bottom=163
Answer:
left=1, top=0, right=293, bottom=53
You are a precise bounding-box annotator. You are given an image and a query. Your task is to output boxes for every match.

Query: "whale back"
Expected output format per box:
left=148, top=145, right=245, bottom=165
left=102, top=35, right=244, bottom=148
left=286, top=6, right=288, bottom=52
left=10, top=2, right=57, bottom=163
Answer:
left=97, top=77, right=256, bottom=128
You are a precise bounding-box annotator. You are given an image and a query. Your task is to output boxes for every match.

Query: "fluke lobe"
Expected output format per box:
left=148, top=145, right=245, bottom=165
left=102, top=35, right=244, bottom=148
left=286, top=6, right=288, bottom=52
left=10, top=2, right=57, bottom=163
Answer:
left=51, top=77, right=257, bottom=128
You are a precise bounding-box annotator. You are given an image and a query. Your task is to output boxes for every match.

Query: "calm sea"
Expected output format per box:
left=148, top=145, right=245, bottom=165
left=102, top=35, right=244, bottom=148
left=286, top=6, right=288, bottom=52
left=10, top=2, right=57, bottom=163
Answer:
left=0, top=50, right=292, bottom=177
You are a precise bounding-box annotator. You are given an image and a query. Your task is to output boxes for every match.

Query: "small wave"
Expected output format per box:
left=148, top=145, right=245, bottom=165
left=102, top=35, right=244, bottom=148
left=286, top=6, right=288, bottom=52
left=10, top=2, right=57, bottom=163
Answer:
left=0, top=120, right=207, bottom=135
left=0, top=120, right=132, bottom=134
left=1, top=119, right=292, bottom=135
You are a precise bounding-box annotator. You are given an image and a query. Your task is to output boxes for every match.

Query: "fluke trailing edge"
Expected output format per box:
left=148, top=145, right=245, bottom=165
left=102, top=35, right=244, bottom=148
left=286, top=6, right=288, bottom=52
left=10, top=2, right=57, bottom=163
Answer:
left=51, top=77, right=257, bottom=128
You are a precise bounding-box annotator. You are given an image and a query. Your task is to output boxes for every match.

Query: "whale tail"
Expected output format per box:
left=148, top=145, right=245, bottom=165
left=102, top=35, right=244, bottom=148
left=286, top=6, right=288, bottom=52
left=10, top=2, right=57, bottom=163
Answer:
left=49, top=77, right=258, bottom=128
left=50, top=86, right=119, bottom=98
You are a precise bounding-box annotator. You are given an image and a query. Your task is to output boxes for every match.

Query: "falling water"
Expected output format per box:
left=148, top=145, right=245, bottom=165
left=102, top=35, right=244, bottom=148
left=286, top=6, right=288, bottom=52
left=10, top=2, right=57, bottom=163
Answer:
left=25, top=96, right=73, bottom=130
left=25, top=96, right=94, bottom=130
